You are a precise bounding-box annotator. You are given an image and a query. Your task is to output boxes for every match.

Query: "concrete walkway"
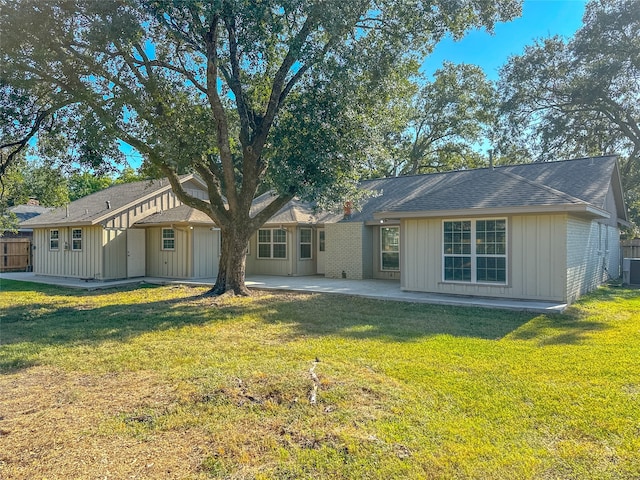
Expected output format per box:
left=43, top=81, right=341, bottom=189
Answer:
left=0, top=272, right=567, bottom=313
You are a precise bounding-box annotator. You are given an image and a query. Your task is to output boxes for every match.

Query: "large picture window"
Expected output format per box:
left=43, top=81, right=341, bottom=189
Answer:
left=300, top=228, right=312, bottom=259
left=162, top=228, right=175, bottom=250
left=258, top=228, right=287, bottom=259
left=443, top=219, right=507, bottom=283
left=49, top=229, right=59, bottom=251
left=381, top=226, right=400, bottom=271
left=71, top=228, right=82, bottom=251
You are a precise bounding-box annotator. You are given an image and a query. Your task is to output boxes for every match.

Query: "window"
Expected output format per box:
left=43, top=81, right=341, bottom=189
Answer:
left=258, top=228, right=287, bottom=259
left=443, top=219, right=507, bottom=283
left=319, top=230, right=325, bottom=252
left=71, top=228, right=82, bottom=251
left=381, top=226, right=399, bottom=271
left=300, top=228, right=312, bottom=259
left=162, top=228, right=175, bottom=250
left=50, top=229, right=59, bottom=250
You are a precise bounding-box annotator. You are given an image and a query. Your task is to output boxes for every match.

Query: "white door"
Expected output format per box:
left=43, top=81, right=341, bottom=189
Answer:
left=127, top=229, right=146, bottom=278
left=193, top=227, right=220, bottom=278
left=316, top=228, right=326, bottom=275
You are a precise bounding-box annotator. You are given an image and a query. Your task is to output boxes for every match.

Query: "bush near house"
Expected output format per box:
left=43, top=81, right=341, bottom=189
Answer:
left=0, top=280, right=638, bottom=479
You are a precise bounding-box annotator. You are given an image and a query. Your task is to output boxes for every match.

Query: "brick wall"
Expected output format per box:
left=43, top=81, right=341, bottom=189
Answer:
left=325, top=222, right=364, bottom=279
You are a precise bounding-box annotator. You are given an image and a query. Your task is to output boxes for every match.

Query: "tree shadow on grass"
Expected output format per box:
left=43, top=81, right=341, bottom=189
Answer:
left=0, top=281, right=615, bottom=374
left=238, top=292, right=540, bottom=342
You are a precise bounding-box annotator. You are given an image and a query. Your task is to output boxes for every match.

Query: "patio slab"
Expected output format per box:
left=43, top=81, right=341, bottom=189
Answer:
left=0, top=272, right=567, bottom=313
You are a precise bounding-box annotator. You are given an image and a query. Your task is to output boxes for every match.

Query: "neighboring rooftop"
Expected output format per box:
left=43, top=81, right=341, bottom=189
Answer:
left=9, top=204, right=53, bottom=223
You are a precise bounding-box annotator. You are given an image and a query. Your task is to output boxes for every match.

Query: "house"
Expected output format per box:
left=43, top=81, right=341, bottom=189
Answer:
left=20, top=155, right=628, bottom=305
left=19, top=175, right=212, bottom=279
left=328, top=155, right=627, bottom=304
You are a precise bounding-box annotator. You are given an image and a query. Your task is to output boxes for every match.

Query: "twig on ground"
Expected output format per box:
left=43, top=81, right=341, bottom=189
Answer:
left=309, top=358, right=320, bottom=405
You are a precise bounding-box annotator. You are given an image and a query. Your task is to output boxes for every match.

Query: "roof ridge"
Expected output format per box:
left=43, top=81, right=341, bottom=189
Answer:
left=498, top=170, right=589, bottom=205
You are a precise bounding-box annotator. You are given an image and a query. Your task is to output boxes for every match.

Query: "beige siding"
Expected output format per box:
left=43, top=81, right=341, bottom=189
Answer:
left=145, top=227, right=190, bottom=278
left=33, top=226, right=103, bottom=279
left=246, top=227, right=294, bottom=276
left=192, top=227, right=220, bottom=278
left=103, top=190, right=180, bottom=229
left=402, top=215, right=567, bottom=302
left=566, top=216, right=620, bottom=302
left=325, top=222, right=365, bottom=279
left=102, top=229, right=127, bottom=279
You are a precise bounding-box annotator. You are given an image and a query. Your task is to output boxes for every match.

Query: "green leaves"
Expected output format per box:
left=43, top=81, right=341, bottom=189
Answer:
left=497, top=0, right=640, bottom=227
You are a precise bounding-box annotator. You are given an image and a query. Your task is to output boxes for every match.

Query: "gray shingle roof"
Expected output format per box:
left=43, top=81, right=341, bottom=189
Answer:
left=135, top=204, right=215, bottom=226
left=9, top=204, right=53, bottom=223
left=20, top=177, right=182, bottom=227
left=251, top=192, right=342, bottom=225
left=349, top=156, right=621, bottom=221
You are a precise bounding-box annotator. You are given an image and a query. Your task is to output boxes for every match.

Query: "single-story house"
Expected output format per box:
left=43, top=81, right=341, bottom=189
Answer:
left=21, top=155, right=628, bottom=304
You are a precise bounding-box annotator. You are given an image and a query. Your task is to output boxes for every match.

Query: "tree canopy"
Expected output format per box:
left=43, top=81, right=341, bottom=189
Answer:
left=0, top=0, right=521, bottom=293
left=498, top=0, right=640, bottom=227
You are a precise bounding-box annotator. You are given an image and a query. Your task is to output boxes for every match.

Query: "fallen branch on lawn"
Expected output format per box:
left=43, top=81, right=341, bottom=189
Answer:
left=309, top=357, right=320, bottom=405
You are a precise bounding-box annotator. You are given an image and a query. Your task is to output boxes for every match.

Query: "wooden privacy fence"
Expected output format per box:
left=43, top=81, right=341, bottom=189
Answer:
left=0, top=238, right=31, bottom=272
left=621, top=239, right=640, bottom=259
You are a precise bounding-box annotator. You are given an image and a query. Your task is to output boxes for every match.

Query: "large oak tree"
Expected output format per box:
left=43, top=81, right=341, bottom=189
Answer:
left=1, top=0, right=521, bottom=294
left=498, top=0, right=640, bottom=226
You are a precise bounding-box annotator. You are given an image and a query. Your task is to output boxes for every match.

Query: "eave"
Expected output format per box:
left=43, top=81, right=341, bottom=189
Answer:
left=373, top=203, right=611, bottom=221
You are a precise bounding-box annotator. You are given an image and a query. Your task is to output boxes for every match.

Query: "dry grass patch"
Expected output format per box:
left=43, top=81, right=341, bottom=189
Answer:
left=0, top=366, right=214, bottom=479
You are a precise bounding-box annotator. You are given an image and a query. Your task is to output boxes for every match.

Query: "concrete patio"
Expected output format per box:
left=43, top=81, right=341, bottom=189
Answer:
left=0, top=272, right=567, bottom=314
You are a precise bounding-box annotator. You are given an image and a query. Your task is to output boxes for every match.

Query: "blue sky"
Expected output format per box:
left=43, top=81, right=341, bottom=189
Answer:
left=122, top=0, right=587, bottom=169
left=422, top=0, right=587, bottom=80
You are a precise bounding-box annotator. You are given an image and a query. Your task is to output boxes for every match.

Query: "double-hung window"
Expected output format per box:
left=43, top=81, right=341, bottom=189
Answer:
left=443, top=219, right=507, bottom=283
left=162, top=228, right=175, bottom=250
left=258, top=228, right=287, bottom=259
left=381, top=226, right=400, bottom=271
left=71, top=228, right=82, bottom=251
left=50, top=229, right=59, bottom=251
left=300, top=228, right=312, bottom=259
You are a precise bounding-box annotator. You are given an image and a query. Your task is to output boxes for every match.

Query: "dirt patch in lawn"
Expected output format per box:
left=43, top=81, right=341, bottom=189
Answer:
left=0, top=366, right=213, bottom=479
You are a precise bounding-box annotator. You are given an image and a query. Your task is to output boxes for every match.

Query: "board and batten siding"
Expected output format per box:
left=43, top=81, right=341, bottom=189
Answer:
left=192, top=227, right=220, bottom=278
left=145, top=227, right=190, bottom=278
left=102, top=229, right=127, bottom=279
left=401, top=214, right=567, bottom=302
left=32, top=226, right=103, bottom=279
left=103, top=190, right=180, bottom=229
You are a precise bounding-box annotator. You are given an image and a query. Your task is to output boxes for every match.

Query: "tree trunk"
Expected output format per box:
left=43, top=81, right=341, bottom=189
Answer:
left=209, top=223, right=252, bottom=296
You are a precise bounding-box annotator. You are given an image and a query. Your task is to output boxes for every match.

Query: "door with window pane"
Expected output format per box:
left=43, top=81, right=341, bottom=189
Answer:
left=316, top=228, right=325, bottom=274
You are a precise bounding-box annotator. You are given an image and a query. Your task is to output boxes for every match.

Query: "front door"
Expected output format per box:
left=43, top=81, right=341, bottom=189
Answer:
left=127, top=229, right=146, bottom=277
left=316, top=228, right=326, bottom=274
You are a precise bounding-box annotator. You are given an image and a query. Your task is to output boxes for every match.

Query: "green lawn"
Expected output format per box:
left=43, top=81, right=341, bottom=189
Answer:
left=0, top=279, right=639, bottom=479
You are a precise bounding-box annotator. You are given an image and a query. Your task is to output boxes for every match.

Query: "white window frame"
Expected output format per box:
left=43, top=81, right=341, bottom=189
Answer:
left=49, top=229, right=59, bottom=251
left=380, top=226, right=400, bottom=271
left=71, top=228, right=82, bottom=251
left=318, top=229, right=325, bottom=253
left=162, top=228, right=175, bottom=251
left=442, top=218, right=508, bottom=284
left=257, top=228, right=287, bottom=259
left=299, top=228, right=313, bottom=260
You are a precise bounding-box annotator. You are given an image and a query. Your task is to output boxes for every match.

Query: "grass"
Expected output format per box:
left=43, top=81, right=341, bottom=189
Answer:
left=0, top=279, right=639, bottom=479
